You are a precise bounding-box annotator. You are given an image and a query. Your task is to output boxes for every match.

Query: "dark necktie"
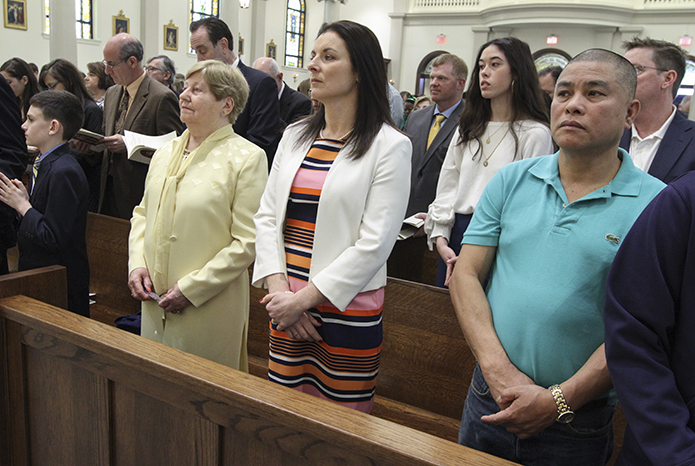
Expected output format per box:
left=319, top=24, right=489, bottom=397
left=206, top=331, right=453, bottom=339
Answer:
left=115, top=88, right=130, bottom=135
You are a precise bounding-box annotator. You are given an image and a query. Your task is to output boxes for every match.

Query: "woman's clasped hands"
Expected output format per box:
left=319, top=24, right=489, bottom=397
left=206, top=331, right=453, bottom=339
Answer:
left=261, top=290, right=322, bottom=342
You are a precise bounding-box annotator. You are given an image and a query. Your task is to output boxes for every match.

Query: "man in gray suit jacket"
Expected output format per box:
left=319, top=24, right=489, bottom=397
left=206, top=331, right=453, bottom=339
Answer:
left=620, top=37, right=695, bottom=183
left=388, top=53, right=467, bottom=282
left=100, top=34, right=183, bottom=219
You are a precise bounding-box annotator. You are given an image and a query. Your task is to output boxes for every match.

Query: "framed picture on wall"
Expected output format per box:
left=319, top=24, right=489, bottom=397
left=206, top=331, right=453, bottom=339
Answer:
left=112, top=10, right=129, bottom=36
left=164, top=20, right=178, bottom=51
left=4, top=0, right=27, bottom=30
left=238, top=34, right=244, bottom=56
left=266, top=40, right=277, bottom=60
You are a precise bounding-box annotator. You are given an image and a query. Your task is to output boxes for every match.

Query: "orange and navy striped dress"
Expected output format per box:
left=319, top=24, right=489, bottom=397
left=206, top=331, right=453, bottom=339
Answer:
left=268, top=137, right=384, bottom=414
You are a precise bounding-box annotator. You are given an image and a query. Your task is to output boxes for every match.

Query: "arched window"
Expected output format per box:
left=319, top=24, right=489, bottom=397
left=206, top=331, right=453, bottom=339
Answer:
left=43, top=0, right=93, bottom=39
left=190, top=0, right=219, bottom=23
left=533, top=48, right=571, bottom=70
left=285, top=0, right=305, bottom=68
left=414, top=51, right=448, bottom=95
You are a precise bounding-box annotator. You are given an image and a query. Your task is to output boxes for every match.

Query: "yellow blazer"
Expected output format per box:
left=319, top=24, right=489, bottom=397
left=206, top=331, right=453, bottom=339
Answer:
left=129, top=126, right=267, bottom=370
left=252, top=123, right=412, bottom=311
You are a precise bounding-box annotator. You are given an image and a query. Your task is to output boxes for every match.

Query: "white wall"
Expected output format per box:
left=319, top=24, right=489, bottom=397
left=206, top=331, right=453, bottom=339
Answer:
left=3, top=0, right=695, bottom=95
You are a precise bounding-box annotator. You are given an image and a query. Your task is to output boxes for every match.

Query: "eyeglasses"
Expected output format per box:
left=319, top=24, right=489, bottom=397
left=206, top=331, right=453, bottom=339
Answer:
left=145, top=66, right=163, bottom=73
left=633, top=64, right=668, bottom=74
left=102, top=59, right=123, bottom=69
left=44, top=81, right=61, bottom=90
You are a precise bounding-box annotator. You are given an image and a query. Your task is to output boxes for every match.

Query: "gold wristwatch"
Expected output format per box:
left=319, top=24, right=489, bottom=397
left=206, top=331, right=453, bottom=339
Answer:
left=549, top=384, right=575, bottom=424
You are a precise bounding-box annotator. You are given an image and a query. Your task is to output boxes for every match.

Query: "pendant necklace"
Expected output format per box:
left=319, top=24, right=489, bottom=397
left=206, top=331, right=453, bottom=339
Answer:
left=486, top=123, right=507, bottom=144
left=482, top=126, right=510, bottom=167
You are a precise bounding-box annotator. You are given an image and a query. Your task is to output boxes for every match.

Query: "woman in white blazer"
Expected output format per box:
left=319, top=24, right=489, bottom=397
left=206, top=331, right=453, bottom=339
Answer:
left=253, top=21, right=411, bottom=413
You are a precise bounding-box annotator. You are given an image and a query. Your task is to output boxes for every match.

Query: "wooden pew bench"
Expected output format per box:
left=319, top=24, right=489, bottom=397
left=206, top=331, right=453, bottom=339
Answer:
left=82, top=212, right=626, bottom=464
left=0, top=294, right=518, bottom=466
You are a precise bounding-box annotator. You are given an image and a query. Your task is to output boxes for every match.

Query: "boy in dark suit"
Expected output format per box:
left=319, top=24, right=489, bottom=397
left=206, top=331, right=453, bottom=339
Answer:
left=0, top=91, right=90, bottom=317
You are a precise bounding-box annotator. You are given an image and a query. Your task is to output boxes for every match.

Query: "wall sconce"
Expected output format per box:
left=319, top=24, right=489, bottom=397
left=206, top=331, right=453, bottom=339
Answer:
left=239, top=0, right=250, bottom=8
left=546, top=34, right=558, bottom=45
left=680, top=35, right=692, bottom=47
left=436, top=34, right=446, bottom=44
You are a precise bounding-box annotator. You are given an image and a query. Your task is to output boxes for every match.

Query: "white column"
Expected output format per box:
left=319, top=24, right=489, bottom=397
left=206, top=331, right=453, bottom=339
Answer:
left=389, top=0, right=407, bottom=88
left=140, top=1, right=160, bottom=62
left=593, top=26, right=619, bottom=51
left=471, top=26, right=491, bottom=68
left=618, top=27, right=644, bottom=47
left=323, top=0, right=340, bottom=24
left=49, top=0, right=77, bottom=63
left=252, top=0, right=268, bottom=62
left=220, top=0, right=240, bottom=52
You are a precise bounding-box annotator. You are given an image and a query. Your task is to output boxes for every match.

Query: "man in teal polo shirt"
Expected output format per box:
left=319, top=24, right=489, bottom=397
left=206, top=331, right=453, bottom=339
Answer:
left=449, top=49, right=665, bottom=466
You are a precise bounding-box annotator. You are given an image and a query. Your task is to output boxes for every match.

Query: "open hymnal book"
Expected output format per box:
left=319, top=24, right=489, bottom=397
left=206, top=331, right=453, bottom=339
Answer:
left=398, top=213, right=426, bottom=240
left=71, top=128, right=106, bottom=152
left=124, top=130, right=177, bottom=165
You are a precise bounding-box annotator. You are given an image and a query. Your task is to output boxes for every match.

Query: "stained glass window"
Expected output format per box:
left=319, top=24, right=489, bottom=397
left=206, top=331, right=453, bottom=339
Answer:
left=76, top=0, right=93, bottom=39
left=190, top=0, right=220, bottom=53
left=285, top=0, right=305, bottom=68
left=43, top=0, right=93, bottom=39
left=190, top=0, right=219, bottom=24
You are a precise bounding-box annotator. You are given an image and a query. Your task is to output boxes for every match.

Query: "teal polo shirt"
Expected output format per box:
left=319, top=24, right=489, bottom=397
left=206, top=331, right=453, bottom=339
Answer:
left=463, top=150, right=664, bottom=399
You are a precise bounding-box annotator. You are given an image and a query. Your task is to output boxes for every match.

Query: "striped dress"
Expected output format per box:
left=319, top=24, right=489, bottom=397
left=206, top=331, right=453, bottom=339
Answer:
left=268, top=137, right=384, bottom=414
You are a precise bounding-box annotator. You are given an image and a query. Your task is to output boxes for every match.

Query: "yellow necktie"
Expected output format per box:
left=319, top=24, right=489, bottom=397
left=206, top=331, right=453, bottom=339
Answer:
left=427, top=114, right=446, bottom=149
left=31, top=156, right=41, bottom=194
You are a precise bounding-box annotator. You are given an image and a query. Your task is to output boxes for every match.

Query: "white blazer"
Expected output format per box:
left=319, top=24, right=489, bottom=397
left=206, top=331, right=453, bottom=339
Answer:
left=252, top=123, right=412, bottom=311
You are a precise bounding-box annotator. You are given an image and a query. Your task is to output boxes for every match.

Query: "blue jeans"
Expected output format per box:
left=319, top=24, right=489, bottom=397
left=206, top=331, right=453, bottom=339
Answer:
left=459, top=365, right=615, bottom=466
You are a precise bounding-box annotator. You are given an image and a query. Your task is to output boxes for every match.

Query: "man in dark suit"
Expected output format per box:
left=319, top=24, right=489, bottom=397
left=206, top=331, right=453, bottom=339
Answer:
left=621, top=37, right=695, bottom=184
left=387, top=53, right=467, bottom=282
left=190, top=17, right=282, bottom=163
left=0, top=91, right=89, bottom=316
left=0, top=74, right=28, bottom=274
left=253, top=56, right=312, bottom=126
left=99, top=33, right=183, bottom=219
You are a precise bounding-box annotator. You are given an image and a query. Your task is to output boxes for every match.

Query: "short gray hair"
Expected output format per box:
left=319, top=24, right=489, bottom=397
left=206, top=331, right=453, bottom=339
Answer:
left=119, top=36, right=144, bottom=64
left=186, top=60, right=249, bottom=124
left=148, top=55, right=176, bottom=85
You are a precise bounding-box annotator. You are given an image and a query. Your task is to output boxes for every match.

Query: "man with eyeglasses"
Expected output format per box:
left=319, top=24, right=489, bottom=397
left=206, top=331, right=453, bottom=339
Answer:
left=621, top=37, right=695, bottom=183
left=98, top=33, right=182, bottom=219
left=146, top=55, right=178, bottom=96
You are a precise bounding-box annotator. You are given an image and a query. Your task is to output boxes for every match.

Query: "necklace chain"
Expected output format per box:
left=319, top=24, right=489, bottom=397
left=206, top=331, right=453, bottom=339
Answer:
left=320, top=128, right=354, bottom=140
left=485, top=123, right=506, bottom=144
left=482, top=126, right=510, bottom=167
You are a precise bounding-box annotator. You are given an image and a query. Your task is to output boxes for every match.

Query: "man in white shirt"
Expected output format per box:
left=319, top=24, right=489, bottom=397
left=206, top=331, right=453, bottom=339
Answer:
left=620, top=37, right=695, bottom=183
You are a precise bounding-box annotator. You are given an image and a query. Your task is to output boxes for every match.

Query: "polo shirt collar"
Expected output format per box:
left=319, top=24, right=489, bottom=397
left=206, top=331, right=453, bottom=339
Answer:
left=529, top=148, right=643, bottom=204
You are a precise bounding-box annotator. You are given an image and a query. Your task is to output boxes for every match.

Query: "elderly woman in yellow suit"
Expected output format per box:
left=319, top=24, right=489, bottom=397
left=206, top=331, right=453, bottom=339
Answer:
left=127, top=60, right=267, bottom=370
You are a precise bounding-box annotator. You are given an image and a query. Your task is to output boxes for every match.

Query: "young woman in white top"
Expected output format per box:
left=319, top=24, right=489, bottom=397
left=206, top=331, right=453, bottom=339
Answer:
left=425, top=37, right=555, bottom=286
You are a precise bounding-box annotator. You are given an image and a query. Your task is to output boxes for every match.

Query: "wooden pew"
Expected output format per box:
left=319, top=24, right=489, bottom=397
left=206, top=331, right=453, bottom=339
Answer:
left=0, top=265, right=67, bottom=308
left=85, top=213, right=140, bottom=326
left=0, top=295, right=518, bottom=466
left=83, top=212, right=627, bottom=464
left=248, top=279, right=469, bottom=441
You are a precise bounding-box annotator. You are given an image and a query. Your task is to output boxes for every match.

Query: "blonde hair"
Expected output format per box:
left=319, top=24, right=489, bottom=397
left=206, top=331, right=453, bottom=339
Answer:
left=186, top=60, right=249, bottom=123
